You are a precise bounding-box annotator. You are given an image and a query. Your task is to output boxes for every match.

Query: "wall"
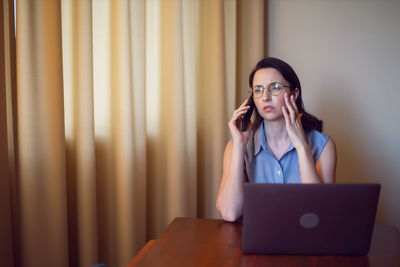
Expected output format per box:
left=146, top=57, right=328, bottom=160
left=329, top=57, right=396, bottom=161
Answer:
left=269, top=0, right=400, bottom=229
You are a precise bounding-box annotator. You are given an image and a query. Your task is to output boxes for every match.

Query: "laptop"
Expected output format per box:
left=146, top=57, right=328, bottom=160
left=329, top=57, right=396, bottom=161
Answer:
left=242, top=183, right=380, bottom=255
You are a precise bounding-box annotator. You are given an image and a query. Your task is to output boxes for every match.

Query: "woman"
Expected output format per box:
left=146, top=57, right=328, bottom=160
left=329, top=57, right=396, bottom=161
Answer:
left=216, top=57, right=337, bottom=222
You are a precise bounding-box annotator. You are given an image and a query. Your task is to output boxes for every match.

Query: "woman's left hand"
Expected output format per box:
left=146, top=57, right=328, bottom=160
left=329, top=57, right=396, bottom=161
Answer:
left=282, top=92, right=308, bottom=149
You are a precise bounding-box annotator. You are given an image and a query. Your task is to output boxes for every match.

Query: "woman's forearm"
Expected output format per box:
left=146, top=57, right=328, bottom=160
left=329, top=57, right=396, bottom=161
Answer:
left=297, top=144, right=321, bottom=183
left=216, top=144, right=246, bottom=221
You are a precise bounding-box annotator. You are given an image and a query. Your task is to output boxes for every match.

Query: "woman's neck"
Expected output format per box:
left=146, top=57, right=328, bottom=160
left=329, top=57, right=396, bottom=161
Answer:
left=263, top=119, right=290, bottom=147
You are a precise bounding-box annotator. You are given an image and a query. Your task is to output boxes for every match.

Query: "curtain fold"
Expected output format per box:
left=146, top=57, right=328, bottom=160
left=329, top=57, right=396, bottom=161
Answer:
left=147, top=0, right=199, bottom=239
left=2, top=0, right=268, bottom=266
left=110, top=1, right=147, bottom=265
left=62, top=0, right=98, bottom=266
left=237, top=0, right=267, bottom=102
left=16, top=0, right=69, bottom=266
left=0, top=0, right=16, bottom=266
left=197, top=0, right=227, bottom=219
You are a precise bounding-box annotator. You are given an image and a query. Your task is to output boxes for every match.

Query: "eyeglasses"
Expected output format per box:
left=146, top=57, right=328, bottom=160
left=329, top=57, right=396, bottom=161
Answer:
left=250, top=82, right=290, bottom=97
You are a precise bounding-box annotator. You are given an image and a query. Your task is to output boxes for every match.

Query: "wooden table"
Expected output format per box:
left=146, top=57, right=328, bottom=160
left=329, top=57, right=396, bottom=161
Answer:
left=128, top=217, right=400, bottom=267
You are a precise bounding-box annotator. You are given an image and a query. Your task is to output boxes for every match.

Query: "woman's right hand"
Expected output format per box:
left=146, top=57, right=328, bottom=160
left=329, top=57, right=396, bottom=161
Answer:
left=228, top=99, right=253, bottom=149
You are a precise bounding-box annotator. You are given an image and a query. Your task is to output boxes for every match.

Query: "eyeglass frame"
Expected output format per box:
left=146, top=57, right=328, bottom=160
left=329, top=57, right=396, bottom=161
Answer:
left=249, top=82, right=291, bottom=97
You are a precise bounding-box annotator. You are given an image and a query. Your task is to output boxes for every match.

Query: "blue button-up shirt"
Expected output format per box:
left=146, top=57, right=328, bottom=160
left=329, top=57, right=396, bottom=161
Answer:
left=244, top=121, right=330, bottom=183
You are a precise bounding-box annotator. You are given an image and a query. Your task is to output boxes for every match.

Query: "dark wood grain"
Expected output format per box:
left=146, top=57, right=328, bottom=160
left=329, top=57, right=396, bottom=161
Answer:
left=130, top=218, right=400, bottom=267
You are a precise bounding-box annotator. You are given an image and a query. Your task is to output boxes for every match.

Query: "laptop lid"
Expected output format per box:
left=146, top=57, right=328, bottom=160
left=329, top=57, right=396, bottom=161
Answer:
left=242, top=183, right=380, bottom=255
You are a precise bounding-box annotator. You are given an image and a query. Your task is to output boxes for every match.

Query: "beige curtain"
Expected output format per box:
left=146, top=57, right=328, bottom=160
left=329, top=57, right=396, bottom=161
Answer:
left=1, top=1, right=17, bottom=267
left=1, top=0, right=268, bottom=266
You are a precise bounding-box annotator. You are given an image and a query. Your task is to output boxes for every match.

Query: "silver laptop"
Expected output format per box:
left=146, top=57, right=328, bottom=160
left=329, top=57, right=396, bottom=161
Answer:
left=242, top=183, right=380, bottom=255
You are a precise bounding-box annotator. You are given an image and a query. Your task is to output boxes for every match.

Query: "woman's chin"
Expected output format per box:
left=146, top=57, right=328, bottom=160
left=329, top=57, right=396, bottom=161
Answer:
left=260, top=113, right=284, bottom=122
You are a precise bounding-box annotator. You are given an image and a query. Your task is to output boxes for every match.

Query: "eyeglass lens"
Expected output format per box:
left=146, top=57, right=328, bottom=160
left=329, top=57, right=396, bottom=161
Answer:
left=253, top=82, right=283, bottom=97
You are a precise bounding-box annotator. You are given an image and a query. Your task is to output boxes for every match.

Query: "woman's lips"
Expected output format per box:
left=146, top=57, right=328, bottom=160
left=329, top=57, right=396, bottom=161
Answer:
left=263, top=106, right=273, bottom=112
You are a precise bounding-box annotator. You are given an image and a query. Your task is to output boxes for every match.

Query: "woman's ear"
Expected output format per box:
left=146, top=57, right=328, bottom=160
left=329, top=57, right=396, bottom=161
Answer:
left=294, top=88, right=300, bottom=101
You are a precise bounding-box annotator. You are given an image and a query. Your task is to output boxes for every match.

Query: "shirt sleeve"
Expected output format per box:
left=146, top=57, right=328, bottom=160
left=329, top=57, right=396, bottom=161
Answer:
left=307, top=130, right=330, bottom=162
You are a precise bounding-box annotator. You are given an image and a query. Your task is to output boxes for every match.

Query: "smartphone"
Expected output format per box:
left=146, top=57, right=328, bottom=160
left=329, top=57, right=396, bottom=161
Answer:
left=241, top=94, right=255, bottom=131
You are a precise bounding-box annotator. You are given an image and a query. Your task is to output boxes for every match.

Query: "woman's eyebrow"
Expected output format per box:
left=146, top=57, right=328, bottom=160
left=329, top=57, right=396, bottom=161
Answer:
left=254, top=81, right=281, bottom=86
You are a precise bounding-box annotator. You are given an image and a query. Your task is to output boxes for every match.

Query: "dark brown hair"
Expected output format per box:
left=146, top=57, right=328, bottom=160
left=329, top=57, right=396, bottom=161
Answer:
left=249, top=57, right=322, bottom=132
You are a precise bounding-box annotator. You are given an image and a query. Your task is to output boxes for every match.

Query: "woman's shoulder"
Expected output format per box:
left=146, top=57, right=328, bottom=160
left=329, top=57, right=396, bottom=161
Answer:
left=306, top=130, right=331, bottom=160
left=306, top=129, right=330, bottom=145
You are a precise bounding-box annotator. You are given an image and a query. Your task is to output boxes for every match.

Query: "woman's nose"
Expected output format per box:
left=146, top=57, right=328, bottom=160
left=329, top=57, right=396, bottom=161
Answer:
left=262, top=89, right=271, bottom=101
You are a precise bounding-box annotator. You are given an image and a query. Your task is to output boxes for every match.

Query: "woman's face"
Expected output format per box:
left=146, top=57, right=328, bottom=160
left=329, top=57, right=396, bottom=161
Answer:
left=252, top=68, right=298, bottom=121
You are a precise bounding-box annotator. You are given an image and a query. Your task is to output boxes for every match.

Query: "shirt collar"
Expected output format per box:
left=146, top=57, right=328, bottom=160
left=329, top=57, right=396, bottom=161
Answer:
left=253, top=120, right=296, bottom=157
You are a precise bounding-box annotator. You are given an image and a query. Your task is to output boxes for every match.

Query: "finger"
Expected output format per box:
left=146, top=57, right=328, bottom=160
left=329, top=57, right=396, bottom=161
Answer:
left=239, top=98, right=249, bottom=108
left=231, top=110, right=251, bottom=131
left=232, top=99, right=250, bottom=117
left=239, top=105, right=251, bottom=112
left=231, top=105, right=250, bottom=119
left=290, top=94, right=299, bottom=114
left=282, top=106, right=290, bottom=127
left=295, top=113, right=304, bottom=128
left=231, top=108, right=251, bottom=123
left=285, top=93, right=298, bottom=116
left=228, top=120, right=241, bottom=136
left=232, top=106, right=250, bottom=117
left=229, top=116, right=242, bottom=132
left=284, top=93, right=296, bottom=123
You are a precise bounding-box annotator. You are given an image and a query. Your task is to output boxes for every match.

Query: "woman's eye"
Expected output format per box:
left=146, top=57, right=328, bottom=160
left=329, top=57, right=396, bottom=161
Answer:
left=255, top=87, right=263, bottom=93
left=272, top=83, right=281, bottom=90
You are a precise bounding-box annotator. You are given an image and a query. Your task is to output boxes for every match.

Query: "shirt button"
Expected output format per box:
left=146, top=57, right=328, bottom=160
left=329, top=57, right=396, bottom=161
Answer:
left=277, top=170, right=281, bottom=175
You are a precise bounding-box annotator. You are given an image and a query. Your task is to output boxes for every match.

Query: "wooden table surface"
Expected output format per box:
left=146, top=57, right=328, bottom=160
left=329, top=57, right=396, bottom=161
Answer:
left=129, top=217, right=400, bottom=267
